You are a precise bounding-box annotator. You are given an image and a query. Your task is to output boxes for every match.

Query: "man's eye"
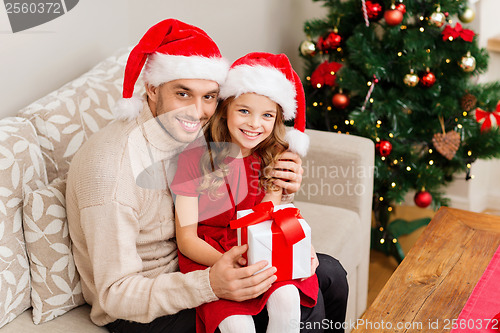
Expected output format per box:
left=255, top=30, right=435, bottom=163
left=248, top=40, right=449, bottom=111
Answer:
left=204, top=94, right=216, bottom=100
left=177, top=92, right=188, bottom=97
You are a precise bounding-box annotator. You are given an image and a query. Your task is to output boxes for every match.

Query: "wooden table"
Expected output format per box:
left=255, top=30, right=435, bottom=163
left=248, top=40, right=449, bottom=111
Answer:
left=352, top=207, right=500, bottom=332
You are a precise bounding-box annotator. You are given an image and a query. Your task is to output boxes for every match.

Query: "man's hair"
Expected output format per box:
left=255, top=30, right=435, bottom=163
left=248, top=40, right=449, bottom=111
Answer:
left=198, top=96, right=289, bottom=199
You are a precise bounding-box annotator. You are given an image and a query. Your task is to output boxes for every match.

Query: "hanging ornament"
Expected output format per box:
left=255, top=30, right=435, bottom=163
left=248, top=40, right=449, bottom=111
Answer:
left=432, top=116, right=460, bottom=160
left=317, top=29, right=342, bottom=52
left=429, top=5, right=446, bottom=28
left=420, top=69, right=436, bottom=88
left=458, top=4, right=476, bottom=23
left=460, top=93, right=477, bottom=112
left=332, top=91, right=350, bottom=109
left=384, top=3, right=404, bottom=26
left=365, top=1, right=384, bottom=20
left=474, top=101, right=500, bottom=132
left=376, top=140, right=392, bottom=157
left=361, top=75, right=378, bottom=112
left=300, top=39, right=316, bottom=56
left=395, top=2, right=406, bottom=14
left=414, top=190, right=432, bottom=208
left=310, top=61, right=343, bottom=88
left=460, top=51, right=476, bottom=72
left=404, top=69, right=419, bottom=87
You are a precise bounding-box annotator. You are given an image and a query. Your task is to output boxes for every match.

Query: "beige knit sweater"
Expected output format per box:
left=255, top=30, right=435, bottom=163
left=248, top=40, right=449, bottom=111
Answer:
left=66, top=103, right=218, bottom=326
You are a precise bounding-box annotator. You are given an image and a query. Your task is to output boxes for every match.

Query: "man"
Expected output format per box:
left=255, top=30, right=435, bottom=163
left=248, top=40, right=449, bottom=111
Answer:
left=66, top=19, right=347, bottom=333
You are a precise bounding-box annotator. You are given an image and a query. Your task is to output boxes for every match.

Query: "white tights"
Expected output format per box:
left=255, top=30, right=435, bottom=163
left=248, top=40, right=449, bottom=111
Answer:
left=218, top=285, right=300, bottom=333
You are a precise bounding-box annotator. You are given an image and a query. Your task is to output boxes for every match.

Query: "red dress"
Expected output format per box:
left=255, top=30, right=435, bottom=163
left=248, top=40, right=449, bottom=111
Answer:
left=170, top=142, right=318, bottom=333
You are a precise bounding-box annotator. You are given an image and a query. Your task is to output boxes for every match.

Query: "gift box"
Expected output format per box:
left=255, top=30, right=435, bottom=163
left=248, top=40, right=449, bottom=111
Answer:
left=230, top=202, right=311, bottom=281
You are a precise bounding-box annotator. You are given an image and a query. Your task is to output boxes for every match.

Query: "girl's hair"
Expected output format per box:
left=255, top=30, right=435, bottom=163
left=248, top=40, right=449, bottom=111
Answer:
left=198, top=95, right=289, bottom=199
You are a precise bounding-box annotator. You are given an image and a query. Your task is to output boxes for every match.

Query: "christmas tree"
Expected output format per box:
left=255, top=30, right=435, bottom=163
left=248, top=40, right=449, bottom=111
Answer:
left=300, top=0, right=500, bottom=261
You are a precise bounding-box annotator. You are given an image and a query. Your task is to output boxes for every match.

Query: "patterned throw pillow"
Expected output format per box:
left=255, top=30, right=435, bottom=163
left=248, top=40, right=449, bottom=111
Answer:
left=0, top=117, right=47, bottom=328
left=23, top=177, right=84, bottom=324
left=18, top=47, right=145, bottom=183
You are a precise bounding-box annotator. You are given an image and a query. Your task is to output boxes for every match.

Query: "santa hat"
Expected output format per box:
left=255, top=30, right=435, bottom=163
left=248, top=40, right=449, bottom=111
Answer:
left=115, top=19, right=229, bottom=120
left=219, top=52, right=309, bottom=156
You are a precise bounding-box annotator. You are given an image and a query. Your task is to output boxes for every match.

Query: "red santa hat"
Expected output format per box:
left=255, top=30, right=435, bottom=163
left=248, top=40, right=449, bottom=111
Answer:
left=115, top=19, right=229, bottom=120
left=219, top=52, right=309, bottom=156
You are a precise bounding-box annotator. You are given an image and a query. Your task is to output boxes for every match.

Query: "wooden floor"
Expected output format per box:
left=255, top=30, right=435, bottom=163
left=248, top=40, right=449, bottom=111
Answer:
left=366, top=206, right=500, bottom=308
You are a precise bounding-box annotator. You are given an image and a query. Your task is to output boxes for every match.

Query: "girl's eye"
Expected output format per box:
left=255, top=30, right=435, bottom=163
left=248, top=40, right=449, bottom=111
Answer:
left=238, top=109, right=249, bottom=114
left=263, top=113, right=274, bottom=118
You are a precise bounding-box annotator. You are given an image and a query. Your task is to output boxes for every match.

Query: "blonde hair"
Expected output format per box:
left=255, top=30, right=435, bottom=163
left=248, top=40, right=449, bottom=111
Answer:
left=198, top=96, right=289, bottom=199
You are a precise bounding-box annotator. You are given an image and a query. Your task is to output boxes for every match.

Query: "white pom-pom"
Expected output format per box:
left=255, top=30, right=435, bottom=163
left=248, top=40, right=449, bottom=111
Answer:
left=114, top=96, right=144, bottom=121
left=285, top=128, right=310, bottom=157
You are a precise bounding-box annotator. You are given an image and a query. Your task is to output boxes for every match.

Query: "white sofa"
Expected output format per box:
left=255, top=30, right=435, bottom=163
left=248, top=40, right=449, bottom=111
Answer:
left=0, top=49, right=374, bottom=332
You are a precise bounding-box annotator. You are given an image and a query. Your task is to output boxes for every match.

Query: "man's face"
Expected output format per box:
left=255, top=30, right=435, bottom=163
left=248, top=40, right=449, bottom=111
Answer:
left=147, top=79, right=219, bottom=143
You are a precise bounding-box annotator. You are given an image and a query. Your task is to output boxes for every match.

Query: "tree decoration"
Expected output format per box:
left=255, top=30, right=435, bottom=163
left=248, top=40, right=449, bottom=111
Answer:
left=361, top=76, right=378, bottom=111
left=376, top=140, right=392, bottom=157
left=429, top=5, right=446, bottom=28
left=460, top=51, right=476, bottom=72
left=395, top=2, right=406, bottom=14
left=300, top=39, right=316, bottom=56
left=310, top=61, right=343, bottom=88
left=365, top=1, right=384, bottom=20
left=461, top=93, right=477, bottom=112
left=404, top=69, right=419, bottom=87
left=317, top=30, right=342, bottom=52
left=458, top=4, right=475, bottom=23
left=414, top=190, right=432, bottom=208
left=475, top=101, right=500, bottom=132
left=420, top=69, right=436, bottom=88
left=442, top=23, right=475, bottom=42
left=384, top=3, right=404, bottom=26
left=332, top=91, right=350, bottom=109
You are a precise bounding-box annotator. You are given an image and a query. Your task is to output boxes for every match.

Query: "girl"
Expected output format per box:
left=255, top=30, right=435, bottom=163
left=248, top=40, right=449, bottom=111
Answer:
left=171, top=52, right=317, bottom=333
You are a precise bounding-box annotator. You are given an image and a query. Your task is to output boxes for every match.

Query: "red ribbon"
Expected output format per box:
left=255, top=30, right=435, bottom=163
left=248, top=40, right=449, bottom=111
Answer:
left=442, top=23, right=475, bottom=42
left=475, top=101, right=500, bottom=132
left=230, top=202, right=306, bottom=281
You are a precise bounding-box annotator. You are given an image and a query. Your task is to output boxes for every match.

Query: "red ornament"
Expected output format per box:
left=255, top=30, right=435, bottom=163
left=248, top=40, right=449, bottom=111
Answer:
left=442, top=23, right=475, bottom=42
left=366, top=1, right=384, bottom=20
left=310, top=61, right=343, bottom=88
left=332, top=93, right=350, bottom=109
left=414, top=190, right=432, bottom=208
left=376, top=140, right=392, bottom=157
left=420, top=71, right=436, bottom=87
left=475, top=101, right=500, bottom=132
left=395, top=3, right=406, bottom=14
left=317, top=32, right=342, bottom=52
left=384, top=8, right=404, bottom=26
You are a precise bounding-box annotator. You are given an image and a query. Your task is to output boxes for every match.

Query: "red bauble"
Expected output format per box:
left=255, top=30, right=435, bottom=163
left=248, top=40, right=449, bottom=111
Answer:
left=318, top=32, right=342, bottom=52
left=384, top=9, right=404, bottom=26
left=332, top=93, right=350, bottom=109
left=395, top=3, right=406, bottom=14
left=366, top=1, right=384, bottom=20
left=414, top=190, right=432, bottom=208
left=420, top=71, right=436, bottom=87
left=376, top=140, right=392, bottom=157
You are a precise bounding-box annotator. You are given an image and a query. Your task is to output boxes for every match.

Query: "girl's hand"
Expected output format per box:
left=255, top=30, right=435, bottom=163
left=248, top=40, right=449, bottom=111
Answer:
left=271, top=151, right=303, bottom=195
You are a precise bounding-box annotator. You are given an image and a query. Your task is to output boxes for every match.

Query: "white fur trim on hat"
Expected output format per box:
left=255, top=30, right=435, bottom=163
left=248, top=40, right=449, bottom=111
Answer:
left=285, top=128, right=310, bottom=157
left=143, top=53, right=229, bottom=86
left=114, top=95, right=144, bottom=121
left=219, top=65, right=297, bottom=120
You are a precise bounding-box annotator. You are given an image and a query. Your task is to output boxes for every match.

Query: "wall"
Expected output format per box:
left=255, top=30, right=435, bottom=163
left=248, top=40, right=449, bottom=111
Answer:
left=0, top=0, right=326, bottom=118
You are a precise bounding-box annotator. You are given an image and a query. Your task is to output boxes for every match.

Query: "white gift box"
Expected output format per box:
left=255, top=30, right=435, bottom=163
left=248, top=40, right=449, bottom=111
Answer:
left=235, top=203, right=311, bottom=281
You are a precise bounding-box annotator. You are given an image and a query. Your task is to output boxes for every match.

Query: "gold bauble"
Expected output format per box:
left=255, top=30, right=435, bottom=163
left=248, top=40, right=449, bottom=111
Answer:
left=429, top=11, right=446, bottom=28
left=459, top=7, right=475, bottom=23
left=460, top=52, right=476, bottom=72
left=300, top=40, right=316, bottom=56
left=404, top=71, right=419, bottom=87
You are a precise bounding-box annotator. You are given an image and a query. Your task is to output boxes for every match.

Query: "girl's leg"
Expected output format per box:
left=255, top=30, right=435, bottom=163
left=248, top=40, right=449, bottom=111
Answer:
left=219, top=315, right=256, bottom=333
left=266, top=285, right=301, bottom=333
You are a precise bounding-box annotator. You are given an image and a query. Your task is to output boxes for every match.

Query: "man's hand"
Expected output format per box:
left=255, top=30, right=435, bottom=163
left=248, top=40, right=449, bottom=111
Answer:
left=302, top=246, right=319, bottom=281
left=271, top=151, right=304, bottom=195
left=209, top=245, right=277, bottom=302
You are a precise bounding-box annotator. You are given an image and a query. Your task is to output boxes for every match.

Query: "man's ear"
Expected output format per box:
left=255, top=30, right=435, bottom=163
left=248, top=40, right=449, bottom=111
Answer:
left=145, top=83, right=158, bottom=103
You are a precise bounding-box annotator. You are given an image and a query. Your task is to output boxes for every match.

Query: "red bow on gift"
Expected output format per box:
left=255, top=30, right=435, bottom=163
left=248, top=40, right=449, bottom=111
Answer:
left=442, top=23, right=475, bottom=42
left=230, top=201, right=305, bottom=246
left=475, top=101, right=500, bottom=132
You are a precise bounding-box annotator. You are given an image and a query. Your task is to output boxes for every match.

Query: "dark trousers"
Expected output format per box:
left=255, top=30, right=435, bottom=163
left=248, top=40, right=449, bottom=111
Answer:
left=106, top=253, right=348, bottom=333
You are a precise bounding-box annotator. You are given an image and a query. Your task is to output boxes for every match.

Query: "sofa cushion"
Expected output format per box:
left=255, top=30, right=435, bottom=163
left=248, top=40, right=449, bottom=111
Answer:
left=294, top=200, right=361, bottom=274
left=23, top=177, right=84, bottom=324
left=0, top=117, right=47, bottom=328
left=17, top=47, right=145, bottom=183
left=1, top=305, right=106, bottom=332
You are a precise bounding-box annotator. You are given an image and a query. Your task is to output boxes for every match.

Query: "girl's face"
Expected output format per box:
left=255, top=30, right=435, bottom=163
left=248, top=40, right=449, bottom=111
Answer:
left=226, top=93, right=278, bottom=157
